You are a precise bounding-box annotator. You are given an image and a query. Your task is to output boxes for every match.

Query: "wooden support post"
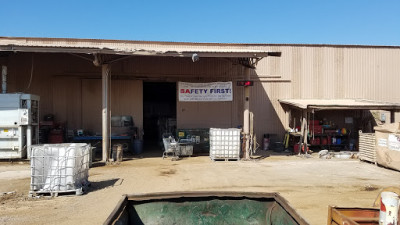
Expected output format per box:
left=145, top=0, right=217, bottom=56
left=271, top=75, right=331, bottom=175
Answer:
left=102, top=64, right=111, bottom=162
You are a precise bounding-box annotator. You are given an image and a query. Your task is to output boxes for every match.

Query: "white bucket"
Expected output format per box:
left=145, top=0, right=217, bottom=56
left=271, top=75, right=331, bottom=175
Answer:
left=379, top=191, right=399, bottom=225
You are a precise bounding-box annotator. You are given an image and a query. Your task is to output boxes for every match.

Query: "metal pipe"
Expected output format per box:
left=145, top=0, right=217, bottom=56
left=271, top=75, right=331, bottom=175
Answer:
left=2, top=66, right=7, bottom=93
left=18, top=126, right=23, bottom=157
left=243, top=67, right=251, bottom=160
left=391, top=110, right=395, bottom=123
left=27, top=125, right=32, bottom=158
left=102, top=64, right=111, bottom=162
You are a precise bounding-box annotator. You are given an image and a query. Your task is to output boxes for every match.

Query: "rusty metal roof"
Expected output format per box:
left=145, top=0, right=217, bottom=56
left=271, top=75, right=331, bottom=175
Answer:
left=279, top=99, right=400, bottom=110
left=1, top=36, right=399, bottom=50
left=0, top=36, right=270, bottom=58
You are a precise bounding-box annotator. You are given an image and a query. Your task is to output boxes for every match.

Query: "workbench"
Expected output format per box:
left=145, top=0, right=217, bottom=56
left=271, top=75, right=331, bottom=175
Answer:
left=73, top=136, right=133, bottom=141
left=72, top=135, right=134, bottom=151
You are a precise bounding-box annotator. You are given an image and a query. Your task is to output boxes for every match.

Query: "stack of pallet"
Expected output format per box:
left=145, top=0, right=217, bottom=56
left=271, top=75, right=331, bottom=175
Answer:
left=358, top=131, right=376, bottom=163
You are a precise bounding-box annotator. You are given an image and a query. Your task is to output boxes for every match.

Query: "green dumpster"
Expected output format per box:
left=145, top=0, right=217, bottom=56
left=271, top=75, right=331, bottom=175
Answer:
left=104, top=191, right=309, bottom=225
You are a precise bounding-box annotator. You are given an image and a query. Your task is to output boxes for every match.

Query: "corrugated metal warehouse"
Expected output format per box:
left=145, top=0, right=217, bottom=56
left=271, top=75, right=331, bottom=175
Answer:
left=1, top=37, right=400, bottom=160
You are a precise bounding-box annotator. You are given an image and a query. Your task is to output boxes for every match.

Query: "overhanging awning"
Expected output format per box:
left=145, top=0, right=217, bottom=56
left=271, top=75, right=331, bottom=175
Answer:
left=279, top=99, right=400, bottom=111
left=0, top=37, right=278, bottom=58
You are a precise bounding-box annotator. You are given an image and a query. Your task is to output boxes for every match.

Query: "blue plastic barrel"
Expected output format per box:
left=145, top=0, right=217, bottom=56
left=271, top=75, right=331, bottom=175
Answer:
left=133, top=140, right=143, bottom=154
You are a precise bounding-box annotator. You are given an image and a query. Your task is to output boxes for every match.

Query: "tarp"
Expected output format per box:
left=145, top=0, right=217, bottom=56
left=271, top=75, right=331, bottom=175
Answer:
left=178, top=82, right=233, bottom=102
left=374, top=123, right=400, bottom=171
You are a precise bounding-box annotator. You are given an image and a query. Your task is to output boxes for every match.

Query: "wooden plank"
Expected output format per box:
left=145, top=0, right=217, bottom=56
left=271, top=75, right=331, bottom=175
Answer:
left=327, top=205, right=333, bottom=225
left=330, top=208, right=360, bottom=225
left=347, top=216, right=379, bottom=222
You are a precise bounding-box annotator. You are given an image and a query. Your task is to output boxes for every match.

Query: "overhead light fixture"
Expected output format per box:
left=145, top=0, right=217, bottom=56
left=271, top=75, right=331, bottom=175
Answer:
left=192, top=53, right=199, bottom=62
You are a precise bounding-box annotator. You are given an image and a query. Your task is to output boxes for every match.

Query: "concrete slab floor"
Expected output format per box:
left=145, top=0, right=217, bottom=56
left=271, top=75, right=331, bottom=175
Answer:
left=0, top=154, right=399, bottom=225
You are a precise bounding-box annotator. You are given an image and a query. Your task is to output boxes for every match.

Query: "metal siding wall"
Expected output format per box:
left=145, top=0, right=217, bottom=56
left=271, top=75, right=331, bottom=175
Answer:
left=110, top=80, right=143, bottom=132
left=52, top=77, right=82, bottom=129
left=4, top=46, right=400, bottom=143
left=81, top=79, right=143, bottom=134
left=250, top=81, right=292, bottom=142
left=82, top=79, right=102, bottom=133
left=250, top=45, right=400, bottom=143
left=116, top=56, right=243, bottom=130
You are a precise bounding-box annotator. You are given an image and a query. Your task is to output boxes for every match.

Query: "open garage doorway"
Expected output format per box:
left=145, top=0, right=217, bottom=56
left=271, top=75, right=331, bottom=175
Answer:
left=143, top=82, right=177, bottom=154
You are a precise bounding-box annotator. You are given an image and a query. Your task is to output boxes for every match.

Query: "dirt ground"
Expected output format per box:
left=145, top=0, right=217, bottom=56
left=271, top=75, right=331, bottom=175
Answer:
left=1, top=151, right=400, bottom=225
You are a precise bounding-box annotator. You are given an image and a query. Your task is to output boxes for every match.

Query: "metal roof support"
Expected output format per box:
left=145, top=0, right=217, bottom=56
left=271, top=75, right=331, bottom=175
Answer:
left=298, top=110, right=308, bottom=156
left=102, top=64, right=111, bottom=162
left=240, top=56, right=272, bottom=160
left=1, top=66, right=6, bottom=93
left=285, top=108, right=291, bottom=131
left=391, top=110, right=395, bottom=123
left=243, top=66, right=251, bottom=160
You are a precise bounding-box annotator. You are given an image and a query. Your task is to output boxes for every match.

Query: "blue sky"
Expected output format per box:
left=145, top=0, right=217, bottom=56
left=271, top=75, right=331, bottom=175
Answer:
left=1, top=1, right=399, bottom=45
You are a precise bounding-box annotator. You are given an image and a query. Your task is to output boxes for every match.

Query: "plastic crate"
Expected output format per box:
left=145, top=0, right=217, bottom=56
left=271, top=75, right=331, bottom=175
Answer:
left=29, top=143, right=90, bottom=196
left=209, top=128, right=240, bottom=160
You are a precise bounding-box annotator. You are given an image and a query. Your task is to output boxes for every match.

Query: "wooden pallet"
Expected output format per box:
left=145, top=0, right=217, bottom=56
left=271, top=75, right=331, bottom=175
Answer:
left=210, top=157, right=240, bottom=162
left=358, top=132, right=376, bottom=163
left=29, top=183, right=90, bottom=197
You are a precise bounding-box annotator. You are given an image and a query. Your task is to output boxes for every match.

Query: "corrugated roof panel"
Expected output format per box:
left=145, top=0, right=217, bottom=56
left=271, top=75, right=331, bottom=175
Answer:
left=0, top=37, right=270, bottom=57
left=279, top=99, right=400, bottom=110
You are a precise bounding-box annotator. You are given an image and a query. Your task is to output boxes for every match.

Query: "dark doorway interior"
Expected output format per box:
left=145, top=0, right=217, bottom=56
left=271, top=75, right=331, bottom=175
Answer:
left=143, top=82, right=177, bottom=152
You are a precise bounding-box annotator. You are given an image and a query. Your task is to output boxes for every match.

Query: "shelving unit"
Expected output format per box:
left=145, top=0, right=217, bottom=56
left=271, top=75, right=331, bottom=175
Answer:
left=308, top=133, right=349, bottom=150
left=279, top=99, right=400, bottom=155
left=290, top=131, right=350, bottom=151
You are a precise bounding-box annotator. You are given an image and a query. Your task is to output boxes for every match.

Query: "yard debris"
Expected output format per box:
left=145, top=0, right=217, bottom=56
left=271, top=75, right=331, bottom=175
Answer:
left=0, top=191, right=16, bottom=196
left=319, top=150, right=331, bottom=159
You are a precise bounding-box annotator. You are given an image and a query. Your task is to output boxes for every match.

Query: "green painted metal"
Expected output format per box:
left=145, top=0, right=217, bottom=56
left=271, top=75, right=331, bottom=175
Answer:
left=111, top=197, right=300, bottom=225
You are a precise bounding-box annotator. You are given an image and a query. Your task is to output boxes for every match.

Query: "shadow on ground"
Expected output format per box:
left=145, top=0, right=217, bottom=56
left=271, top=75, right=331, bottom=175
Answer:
left=89, top=178, right=122, bottom=192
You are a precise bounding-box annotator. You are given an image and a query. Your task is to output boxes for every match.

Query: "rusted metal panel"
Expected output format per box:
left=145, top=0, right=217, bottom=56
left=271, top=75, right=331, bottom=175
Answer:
left=0, top=37, right=270, bottom=57
left=327, top=206, right=379, bottom=225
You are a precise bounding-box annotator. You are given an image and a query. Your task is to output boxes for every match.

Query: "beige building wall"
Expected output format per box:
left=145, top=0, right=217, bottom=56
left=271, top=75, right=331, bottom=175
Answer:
left=2, top=44, right=400, bottom=144
left=249, top=45, right=400, bottom=142
left=5, top=53, right=144, bottom=134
